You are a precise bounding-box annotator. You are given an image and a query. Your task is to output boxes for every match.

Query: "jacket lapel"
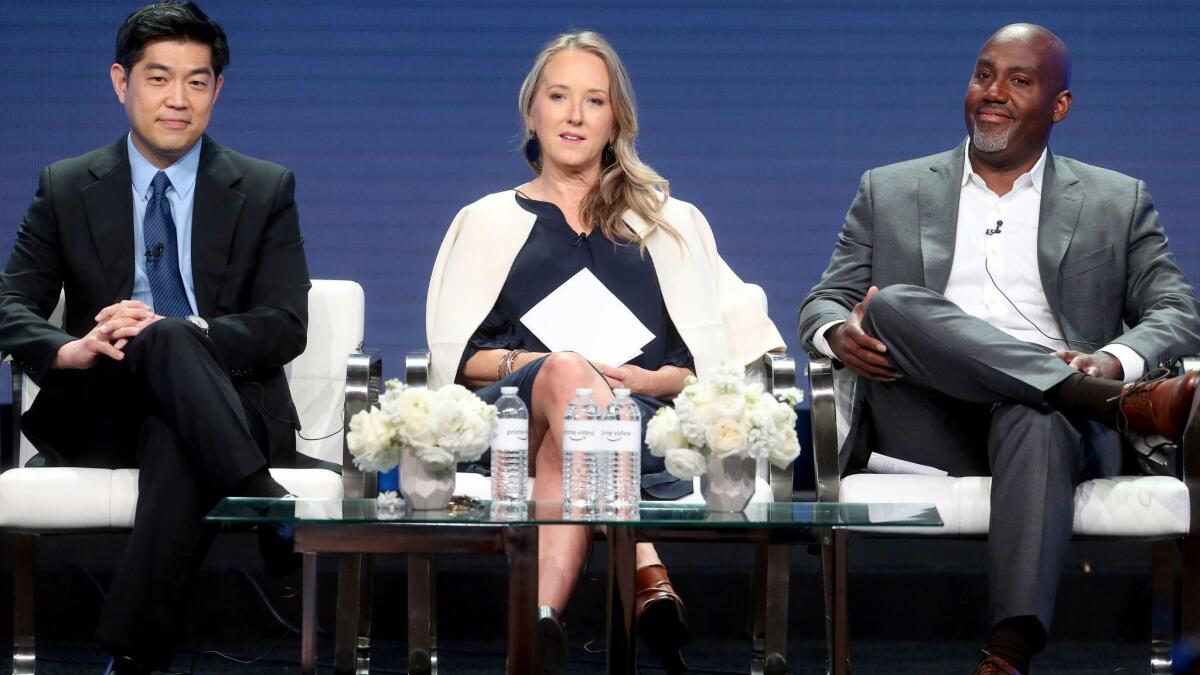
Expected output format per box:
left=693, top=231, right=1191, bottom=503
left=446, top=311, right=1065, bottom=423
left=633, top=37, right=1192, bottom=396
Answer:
left=917, top=142, right=966, bottom=293
left=82, top=139, right=135, bottom=300
left=191, top=137, right=245, bottom=315
left=1037, top=152, right=1083, bottom=321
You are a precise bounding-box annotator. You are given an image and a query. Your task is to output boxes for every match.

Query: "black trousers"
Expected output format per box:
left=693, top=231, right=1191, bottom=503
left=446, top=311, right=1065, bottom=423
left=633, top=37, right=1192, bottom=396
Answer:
left=23, top=318, right=279, bottom=667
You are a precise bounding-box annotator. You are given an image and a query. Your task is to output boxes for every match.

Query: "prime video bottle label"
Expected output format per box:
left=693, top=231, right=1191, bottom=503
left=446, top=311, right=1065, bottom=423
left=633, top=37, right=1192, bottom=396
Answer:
left=562, top=420, right=599, bottom=452
left=491, top=419, right=528, bottom=451
left=601, top=420, right=641, bottom=452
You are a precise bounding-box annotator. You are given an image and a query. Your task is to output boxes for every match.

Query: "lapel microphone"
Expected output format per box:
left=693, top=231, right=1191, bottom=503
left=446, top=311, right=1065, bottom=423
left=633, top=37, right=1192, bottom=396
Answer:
left=986, top=219, right=1004, bottom=236
left=571, top=232, right=587, bottom=247
left=145, top=242, right=165, bottom=261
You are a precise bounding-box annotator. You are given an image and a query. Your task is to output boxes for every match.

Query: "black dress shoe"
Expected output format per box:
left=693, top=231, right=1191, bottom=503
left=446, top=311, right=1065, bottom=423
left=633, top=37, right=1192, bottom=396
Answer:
left=535, top=606, right=567, bottom=675
left=256, top=521, right=301, bottom=578
left=103, top=654, right=152, bottom=675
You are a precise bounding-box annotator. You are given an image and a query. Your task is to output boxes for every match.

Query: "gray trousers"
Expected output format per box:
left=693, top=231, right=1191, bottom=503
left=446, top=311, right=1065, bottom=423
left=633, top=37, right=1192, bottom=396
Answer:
left=860, top=284, right=1119, bottom=630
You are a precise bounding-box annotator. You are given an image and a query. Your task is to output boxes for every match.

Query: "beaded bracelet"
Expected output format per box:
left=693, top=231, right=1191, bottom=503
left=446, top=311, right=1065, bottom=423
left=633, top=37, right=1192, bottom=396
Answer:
left=497, top=348, right=527, bottom=380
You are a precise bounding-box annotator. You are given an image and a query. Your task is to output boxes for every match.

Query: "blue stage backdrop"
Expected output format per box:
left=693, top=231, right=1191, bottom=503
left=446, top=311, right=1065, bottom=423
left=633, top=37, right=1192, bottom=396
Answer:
left=1, top=1, right=1197, bottom=382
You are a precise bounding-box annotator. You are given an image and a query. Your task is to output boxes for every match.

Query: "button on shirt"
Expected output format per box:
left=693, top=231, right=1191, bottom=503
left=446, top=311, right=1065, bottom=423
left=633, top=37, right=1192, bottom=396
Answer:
left=128, top=133, right=200, bottom=315
left=814, top=144, right=1144, bottom=381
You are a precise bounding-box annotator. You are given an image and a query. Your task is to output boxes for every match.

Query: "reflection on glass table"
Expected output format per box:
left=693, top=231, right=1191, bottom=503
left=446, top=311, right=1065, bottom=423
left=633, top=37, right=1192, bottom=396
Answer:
left=207, top=497, right=941, bottom=528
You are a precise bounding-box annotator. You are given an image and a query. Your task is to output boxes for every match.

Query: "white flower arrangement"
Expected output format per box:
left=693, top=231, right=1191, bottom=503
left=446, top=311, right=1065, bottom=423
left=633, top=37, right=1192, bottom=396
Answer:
left=347, top=379, right=497, bottom=473
left=646, top=360, right=803, bottom=480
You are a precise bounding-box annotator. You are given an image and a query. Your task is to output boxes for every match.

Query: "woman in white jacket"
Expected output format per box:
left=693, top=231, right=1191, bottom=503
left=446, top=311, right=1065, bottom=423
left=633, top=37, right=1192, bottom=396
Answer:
left=426, top=31, right=784, bottom=673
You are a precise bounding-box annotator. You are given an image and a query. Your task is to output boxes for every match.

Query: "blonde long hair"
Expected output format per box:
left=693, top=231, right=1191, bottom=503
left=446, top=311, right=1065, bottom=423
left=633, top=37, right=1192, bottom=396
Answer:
left=518, top=31, right=678, bottom=247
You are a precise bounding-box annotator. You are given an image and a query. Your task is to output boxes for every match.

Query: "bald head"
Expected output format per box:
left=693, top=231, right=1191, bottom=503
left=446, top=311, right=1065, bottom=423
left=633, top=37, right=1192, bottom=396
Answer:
left=963, top=23, right=1074, bottom=172
left=982, top=23, right=1071, bottom=92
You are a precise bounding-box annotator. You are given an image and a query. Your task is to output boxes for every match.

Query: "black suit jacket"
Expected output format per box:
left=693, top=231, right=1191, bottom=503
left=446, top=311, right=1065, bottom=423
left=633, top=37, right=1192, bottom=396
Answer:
left=0, top=136, right=312, bottom=468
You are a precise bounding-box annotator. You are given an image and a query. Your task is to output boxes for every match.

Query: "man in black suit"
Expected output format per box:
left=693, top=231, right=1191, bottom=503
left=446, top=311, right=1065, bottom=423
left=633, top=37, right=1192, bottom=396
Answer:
left=0, top=2, right=309, bottom=671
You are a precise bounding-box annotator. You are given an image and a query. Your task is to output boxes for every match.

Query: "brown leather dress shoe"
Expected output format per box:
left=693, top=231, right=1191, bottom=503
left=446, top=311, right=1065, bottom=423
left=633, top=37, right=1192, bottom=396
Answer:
left=971, top=653, right=1025, bottom=675
left=1118, top=370, right=1200, bottom=442
left=635, top=563, right=690, bottom=674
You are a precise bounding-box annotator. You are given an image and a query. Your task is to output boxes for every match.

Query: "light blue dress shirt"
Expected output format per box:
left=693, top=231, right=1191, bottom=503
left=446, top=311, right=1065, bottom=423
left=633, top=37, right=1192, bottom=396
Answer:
left=128, top=133, right=200, bottom=315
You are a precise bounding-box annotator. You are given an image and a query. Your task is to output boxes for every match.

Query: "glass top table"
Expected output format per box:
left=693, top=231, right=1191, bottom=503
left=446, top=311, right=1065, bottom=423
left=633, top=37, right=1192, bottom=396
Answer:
left=207, top=497, right=942, bottom=529
left=206, top=497, right=940, bottom=675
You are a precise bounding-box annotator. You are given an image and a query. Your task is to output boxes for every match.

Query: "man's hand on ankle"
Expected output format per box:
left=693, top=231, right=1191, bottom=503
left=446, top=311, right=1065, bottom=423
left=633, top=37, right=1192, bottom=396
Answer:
left=1051, top=349, right=1122, bottom=380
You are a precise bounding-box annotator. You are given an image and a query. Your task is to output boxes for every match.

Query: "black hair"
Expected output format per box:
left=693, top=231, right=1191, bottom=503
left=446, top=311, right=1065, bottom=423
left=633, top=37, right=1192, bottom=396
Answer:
left=114, top=1, right=229, bottom=76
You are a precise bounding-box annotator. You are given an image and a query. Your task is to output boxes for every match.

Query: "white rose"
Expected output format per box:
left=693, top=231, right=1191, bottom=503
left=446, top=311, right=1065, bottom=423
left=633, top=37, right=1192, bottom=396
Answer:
left=705, top=417, right=747, bottom=458
left=768, top=427, right=801, bottom=470
left=771, top=398, right=798, bottom=428
left=664, top=447, right=708, bottom=480
left=427, top=386, right=495, bottom=462
left=646, top=408, right=686, bottom=457
left=441, top=413, right=494, bottom=463
left=744, top=425, right=773, bottom=460
left=414, top=445, right=457, bottom=471
left=709, top=392, right=745, bottom=421
left=347, top=407, right=399, bottom=472
left=386, top=386, right=432, bottom=430
left=393, top=390, right=436, bottom=450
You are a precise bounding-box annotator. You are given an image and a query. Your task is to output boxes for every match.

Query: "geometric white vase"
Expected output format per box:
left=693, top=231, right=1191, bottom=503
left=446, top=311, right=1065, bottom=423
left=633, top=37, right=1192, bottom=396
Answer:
left=699, top=454, right=756, bottom=513
left=399, top=450, right=455, bottom=510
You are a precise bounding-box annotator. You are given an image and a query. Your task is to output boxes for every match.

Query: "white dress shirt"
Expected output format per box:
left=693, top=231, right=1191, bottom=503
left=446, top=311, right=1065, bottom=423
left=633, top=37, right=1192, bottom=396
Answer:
left=813, top=144, right=1144, bottom=382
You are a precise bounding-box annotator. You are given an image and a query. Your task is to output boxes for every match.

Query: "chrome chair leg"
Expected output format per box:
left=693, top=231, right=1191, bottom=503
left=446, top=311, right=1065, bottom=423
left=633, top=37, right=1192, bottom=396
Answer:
left=357, top=553, right=375, bottom=675
left=13, top=533, right=36, bottom=675
left=763, top=543, right=790, bottom=675
left=336, top=552, right=362, bottom=667
left=821, top=529, right=849, bottom=675
left=1149, top=540, right=1175, bottom=674
left=300, top=553, right=318, bottom=675
left=408, top=553, right=437, bottom=675
left=752, top=544, right=767, bottom=675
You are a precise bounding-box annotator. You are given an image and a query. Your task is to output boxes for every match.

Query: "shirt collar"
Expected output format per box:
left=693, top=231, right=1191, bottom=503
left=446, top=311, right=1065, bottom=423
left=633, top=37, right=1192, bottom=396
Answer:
left=127, top=133, right=202, bottom=201
left=961, top=139, right=1048, bottom=194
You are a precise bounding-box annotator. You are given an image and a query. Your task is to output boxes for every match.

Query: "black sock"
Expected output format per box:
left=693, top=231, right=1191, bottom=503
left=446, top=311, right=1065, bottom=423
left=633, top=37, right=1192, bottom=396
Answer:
left=1044, top=372, right=1124, bottom=429
left=984, top=616, right=1045, bottom=673
left=235, top=467, right=289, bottom=499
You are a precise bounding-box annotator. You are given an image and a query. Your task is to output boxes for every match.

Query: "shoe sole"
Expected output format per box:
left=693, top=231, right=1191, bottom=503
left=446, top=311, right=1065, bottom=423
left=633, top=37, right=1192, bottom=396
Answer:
left=638, top=598, right=691, bottom=672
left=535, top=615, right=567, bottom=675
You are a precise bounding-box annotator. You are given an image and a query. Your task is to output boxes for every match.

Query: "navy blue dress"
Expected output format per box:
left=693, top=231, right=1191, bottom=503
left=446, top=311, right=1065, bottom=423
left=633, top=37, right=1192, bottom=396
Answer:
left=457, top=192, right=695, bottom=498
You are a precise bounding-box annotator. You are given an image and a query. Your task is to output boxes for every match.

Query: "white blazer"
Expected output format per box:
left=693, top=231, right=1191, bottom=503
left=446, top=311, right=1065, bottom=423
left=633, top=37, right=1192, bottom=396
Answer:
left=426, top=189, right=785, bottom=388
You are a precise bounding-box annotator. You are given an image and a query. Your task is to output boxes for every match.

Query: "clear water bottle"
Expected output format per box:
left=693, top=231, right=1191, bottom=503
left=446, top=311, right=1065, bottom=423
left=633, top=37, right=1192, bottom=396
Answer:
left=602, top=388, right=641, bottom=517
left=490, top=387, right=529, bottom=506
left=562, top=387, right=602, bottom=516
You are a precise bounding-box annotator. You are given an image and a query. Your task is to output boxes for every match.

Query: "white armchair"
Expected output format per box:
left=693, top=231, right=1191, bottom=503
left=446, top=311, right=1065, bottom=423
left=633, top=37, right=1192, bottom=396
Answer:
left=375, top=282, right=800, bottom=674
left=807, top=355, right=1199, bottom=675
left=0, top=279, right=375, bottom=673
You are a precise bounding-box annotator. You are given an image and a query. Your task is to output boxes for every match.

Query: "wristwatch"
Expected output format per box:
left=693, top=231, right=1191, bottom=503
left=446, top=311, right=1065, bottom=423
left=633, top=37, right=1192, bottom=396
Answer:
left=185, top=314, right=209, bottom=337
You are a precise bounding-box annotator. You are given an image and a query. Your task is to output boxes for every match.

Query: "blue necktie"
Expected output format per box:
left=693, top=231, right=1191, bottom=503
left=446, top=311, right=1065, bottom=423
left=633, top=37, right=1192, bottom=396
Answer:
left=144, top=171, right=192, bottom=318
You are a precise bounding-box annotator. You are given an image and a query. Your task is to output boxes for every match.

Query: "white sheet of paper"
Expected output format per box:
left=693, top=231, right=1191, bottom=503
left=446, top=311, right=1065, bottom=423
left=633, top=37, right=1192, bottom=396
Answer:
left=867, top=502, right=940, bottom=524
left=866, top=452, right=948, bottom=476
left=520, top=268, right=655, bottom=366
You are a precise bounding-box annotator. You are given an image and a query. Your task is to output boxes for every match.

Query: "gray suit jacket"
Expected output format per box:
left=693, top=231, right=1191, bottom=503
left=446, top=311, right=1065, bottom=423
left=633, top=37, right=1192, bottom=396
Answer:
left=798, top=141, right=1200, bottom=467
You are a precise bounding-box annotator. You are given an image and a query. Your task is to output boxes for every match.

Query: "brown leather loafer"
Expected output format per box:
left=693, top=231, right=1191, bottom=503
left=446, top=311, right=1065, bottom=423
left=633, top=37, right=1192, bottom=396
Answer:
left=1119, top=370, right=1200, bottom=442
left=636, top=563, right=690, bottom=674
left=971, top=653, right=1024, bottom=675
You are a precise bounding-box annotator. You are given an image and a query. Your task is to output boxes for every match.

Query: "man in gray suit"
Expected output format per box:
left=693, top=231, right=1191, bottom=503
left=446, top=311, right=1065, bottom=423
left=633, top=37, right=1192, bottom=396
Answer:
left=798, top=23, right=1200, bottom=675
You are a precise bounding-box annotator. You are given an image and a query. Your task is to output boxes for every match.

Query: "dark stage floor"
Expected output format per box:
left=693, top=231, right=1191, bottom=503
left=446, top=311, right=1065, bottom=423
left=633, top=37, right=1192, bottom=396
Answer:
left=0, top=532, right=1178, bottom=674
left=0, top=637, right=1153, bottom=674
